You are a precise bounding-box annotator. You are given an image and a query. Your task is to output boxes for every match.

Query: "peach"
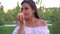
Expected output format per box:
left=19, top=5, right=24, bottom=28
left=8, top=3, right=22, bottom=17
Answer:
left=20, top=13, right=24, bottom=18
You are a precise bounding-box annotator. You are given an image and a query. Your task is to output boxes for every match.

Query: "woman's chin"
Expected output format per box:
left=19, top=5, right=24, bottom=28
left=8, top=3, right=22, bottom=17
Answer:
left=24, top=16, right=28, bottom=19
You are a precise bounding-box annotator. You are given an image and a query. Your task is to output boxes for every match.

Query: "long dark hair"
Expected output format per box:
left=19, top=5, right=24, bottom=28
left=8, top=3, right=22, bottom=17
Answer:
left=21, top=0, right=40, bottom=19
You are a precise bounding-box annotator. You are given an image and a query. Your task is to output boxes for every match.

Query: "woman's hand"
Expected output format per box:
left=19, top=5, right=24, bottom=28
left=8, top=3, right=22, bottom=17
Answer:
left=16, top=13, right=25, bottom=34
left=17, top=13, right=25, bottom=25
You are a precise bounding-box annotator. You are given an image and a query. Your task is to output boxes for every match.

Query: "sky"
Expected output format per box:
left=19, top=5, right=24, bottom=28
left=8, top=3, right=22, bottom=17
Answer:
left=0, top=0, right=60, bottom=9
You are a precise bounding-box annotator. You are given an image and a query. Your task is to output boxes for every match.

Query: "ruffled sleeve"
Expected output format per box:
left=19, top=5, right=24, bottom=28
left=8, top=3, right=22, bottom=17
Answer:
left=36, top=26, right=50, bottom=34
left=12, top=25, right=50, bottom=34
left=12, top=25, right=20, bottom=34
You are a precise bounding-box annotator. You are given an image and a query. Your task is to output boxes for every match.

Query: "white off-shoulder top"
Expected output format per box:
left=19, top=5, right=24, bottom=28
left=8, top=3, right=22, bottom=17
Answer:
left=12, top=25, right=50, bottom=34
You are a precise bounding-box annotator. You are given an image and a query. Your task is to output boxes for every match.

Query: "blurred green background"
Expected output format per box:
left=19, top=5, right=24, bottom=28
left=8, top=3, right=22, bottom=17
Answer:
left=0, top=1, right=60, bottom=34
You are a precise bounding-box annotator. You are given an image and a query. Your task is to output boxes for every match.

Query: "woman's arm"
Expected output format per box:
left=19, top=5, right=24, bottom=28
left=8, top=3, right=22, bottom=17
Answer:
left=17, top=21, right=25, bottom=34
left=16, top=13, right=25, bottom=34
left=12, top=21, right=25, bottom=34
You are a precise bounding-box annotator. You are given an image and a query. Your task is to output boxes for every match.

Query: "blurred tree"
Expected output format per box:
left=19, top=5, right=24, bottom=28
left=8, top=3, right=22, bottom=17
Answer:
left=36, top=0, right=42, bottom=4
left=0, top=2, right=20, bottom=25
left=6, top=2, right=20, bottom=24
left=0, top=3, right=5, bottom=25
left=50, top=8, right=60, bottom=34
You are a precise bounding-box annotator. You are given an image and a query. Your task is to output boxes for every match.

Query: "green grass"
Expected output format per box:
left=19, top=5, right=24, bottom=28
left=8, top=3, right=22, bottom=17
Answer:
left=0, top=26, right=15, bottom=34
left=0, top=26, right=53, bottom=34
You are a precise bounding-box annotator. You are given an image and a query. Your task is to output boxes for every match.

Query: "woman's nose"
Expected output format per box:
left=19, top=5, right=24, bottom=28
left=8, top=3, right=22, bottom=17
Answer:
left=22, top=8, right=28, bottom=12
left=22, top=10, right=26, bottom=13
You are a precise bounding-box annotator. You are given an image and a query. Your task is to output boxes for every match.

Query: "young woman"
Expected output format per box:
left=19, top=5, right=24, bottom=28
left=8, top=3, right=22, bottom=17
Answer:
left=12, top=0, right=50, bottom=34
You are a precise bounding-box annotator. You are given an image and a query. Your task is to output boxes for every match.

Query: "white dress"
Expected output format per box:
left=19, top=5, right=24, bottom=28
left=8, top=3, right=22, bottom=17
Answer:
left=12, top=25, right=50, bottom=34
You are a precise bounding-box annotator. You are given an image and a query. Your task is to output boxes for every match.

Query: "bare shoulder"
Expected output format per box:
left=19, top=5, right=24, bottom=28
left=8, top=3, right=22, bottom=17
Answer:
left=38, top=19, right=47, bottom=26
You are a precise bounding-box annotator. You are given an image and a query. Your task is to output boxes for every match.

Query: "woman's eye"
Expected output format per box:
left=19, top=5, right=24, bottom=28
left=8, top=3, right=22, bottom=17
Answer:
left=21, top=7, right=28, bottom=11
left=25, top=7, right=28, bottom=10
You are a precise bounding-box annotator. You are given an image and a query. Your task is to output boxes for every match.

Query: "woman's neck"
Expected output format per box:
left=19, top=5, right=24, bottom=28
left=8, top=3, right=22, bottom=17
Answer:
left=25, top=17, right=37, bottom=24
left=25, top=17, right=32, bottom=22
left=25, top=17, right=39, bottom=27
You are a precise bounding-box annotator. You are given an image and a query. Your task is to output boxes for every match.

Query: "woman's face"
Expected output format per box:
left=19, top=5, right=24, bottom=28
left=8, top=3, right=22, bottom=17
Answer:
left=21, top=3, right=34, bottom=19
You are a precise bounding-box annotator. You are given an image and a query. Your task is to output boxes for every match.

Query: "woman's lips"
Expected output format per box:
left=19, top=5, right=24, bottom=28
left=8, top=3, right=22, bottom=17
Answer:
left=24, top=14, right=28, bottom=15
